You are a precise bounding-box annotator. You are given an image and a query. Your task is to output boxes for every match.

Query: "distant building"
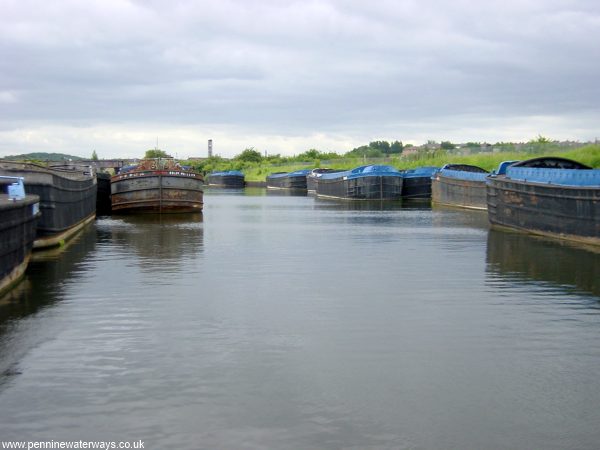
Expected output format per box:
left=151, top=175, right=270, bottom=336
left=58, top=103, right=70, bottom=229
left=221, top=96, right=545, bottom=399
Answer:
left=402, top=146, right=419, bottom=157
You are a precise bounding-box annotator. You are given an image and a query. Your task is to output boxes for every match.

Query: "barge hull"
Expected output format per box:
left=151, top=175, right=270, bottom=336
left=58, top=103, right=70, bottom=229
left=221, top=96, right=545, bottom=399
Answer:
left=401, top=176, right=433, bottom=199
left=316, top=176, right=403, bottom=200
left=0, top=195, right=39, bottom=295
left=487, top=177, right=600, bottom=246
left=266, top=177, right=307, bottom=191
left=111, top=171, right=204, bottom=213
left=0, top=162, right=98, bottom=245
left=207, top=176, right=245, bottom=188
left=431, top=175, right=487, bottom=210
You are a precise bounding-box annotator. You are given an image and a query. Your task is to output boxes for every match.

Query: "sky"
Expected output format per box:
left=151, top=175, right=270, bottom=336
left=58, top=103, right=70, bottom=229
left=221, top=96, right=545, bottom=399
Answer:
left=1, top=0, right=599, bottom=159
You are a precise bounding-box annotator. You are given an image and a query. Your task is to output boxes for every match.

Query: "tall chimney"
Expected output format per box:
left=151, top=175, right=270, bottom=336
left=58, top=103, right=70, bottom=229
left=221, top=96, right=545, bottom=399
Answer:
left=208, top=139, right=213, bottom=158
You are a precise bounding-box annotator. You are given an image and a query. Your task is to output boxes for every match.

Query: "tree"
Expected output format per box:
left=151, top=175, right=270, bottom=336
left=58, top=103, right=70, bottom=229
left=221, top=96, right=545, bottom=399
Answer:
left=345, top=145, right=384, bottom=158
left=297, top=149, right=321, bottom=160
left=530, top=134, right=552, bottom=144
left=390, top=141, right=403, bottom=154
left=369, top=141, right=391, bottom=154
left=145, top=149, right=170, bottom=158
left=234, top=147, right=263, bottom=163
left=91, top=150, right=98, bottom=161
left=440, top=141, right=456, bottom=150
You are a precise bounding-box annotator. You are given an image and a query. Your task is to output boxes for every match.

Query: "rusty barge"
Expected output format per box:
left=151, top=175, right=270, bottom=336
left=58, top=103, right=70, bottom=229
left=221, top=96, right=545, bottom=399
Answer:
left=487, top=157, right=600, bottom=246
left=111, top=159, right=204, bottom=214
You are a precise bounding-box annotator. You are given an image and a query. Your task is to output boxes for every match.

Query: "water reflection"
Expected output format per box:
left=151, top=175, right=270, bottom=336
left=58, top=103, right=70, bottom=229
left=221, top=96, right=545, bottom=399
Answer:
left=0, top=225, right=98, bottom=324
left=266, top=189, right=307, bottom=197
left=313, top=197, right=429, bottom=212
left=431, top=204, right=489, bottom=231
left=239, top=187, right=267, bottom=197
left=204, top=187, right=246, bottom=196
left=486, top=229, right=600, bottom=297
left=102, top=214, right=203, bottom=273
left=0, top=224, right=98, bottom=381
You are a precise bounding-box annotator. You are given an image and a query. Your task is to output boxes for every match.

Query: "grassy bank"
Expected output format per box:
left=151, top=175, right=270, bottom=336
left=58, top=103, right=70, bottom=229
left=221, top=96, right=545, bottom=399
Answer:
left=189, top=144, right=600, bottom=182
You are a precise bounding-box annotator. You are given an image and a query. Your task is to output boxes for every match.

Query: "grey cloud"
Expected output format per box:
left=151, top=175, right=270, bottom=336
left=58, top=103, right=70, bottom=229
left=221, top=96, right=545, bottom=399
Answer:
left=1, top=0, right=599, bottom=155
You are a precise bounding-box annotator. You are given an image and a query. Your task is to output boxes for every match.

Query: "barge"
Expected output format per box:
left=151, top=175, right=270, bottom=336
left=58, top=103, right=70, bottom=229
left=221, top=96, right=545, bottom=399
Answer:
left=111, top=158, right=204, bottom=213
left=307, top=168, right=344, bottom=193
left=487, top=157, right=600, bottom=246
left=315, top=165, right=403, bottom=200
left=206, top=170, right=245, bottom=188
left=0, top=162, right=97, bottom=248
left=0, top=177, right=40, bottom=295
left=431, top=164, right=489, bottom=210
left=266, top=169, right=310, bottom=191
left=400, top=166, right=440, bottom=199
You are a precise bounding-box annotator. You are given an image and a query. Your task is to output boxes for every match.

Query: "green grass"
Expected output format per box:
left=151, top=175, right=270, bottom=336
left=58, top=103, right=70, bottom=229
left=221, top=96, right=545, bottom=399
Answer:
left=214, top=144, right=600, bottom=182
left=397, top=144, right=600, bottom=172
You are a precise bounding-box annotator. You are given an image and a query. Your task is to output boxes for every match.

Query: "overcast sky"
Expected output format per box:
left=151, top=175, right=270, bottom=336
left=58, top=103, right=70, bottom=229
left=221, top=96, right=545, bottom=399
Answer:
left=1, top=0, right=599, bottom=158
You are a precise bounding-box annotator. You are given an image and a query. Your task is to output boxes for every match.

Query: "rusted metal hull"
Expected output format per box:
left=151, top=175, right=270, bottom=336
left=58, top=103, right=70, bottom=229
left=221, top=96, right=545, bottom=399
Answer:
left=431, top=175, right=487, bottom=210
left=316, top=176, right=403, bottom=200
left=111, top=170, right=204, bottom=213
left=0, top=194, right=40, bottom=295
left=487, top=176, right=600, bottom=246
left=0, top=162, right=97, bottom=246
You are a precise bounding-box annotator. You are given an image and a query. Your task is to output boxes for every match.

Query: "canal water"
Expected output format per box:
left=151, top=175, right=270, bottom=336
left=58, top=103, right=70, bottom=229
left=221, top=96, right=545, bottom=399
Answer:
left=1, top=189, right=599, bottom=450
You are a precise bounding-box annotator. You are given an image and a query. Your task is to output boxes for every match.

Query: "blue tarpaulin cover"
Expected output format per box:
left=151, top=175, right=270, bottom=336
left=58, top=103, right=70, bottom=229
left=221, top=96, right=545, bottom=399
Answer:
left=210, top=170, right=244, bottom=177
left=319, top=165, right=403, bottom=181
left=402, top=167, right=440, bottom=178
left=506, top=167, right=600, bottom=186
left=437, top=165, right=489, bottom=182
left=267, top=169, right=311, bottom=179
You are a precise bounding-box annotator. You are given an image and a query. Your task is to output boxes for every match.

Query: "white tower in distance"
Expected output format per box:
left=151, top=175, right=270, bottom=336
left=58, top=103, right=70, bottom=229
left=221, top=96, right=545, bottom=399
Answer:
left=208, top=139, right=213, bottom=158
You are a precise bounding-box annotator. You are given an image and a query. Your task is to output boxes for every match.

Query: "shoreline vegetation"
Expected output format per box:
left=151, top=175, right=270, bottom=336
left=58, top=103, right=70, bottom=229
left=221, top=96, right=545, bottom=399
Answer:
left=3, top=140, right=599, bottom=182
left=184, top=142, right=600, bottom=182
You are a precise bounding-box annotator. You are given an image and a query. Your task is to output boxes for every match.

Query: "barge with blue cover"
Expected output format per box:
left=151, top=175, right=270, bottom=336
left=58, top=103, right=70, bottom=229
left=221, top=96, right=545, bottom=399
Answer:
left=487, top=157, right=600, bottom=246
left=0, top=162, right=97, bottom=248
left=0, top=177, right=40, bottom=295
left=315, top=165, right=403, bottom=200
left=111, top=158, right=204, bottom=214
left=206, top=170, right=245, bottom=188
left=266, top=169, right=310, bottom=191
left=431, top=164, right=489, bottom=210
left=401, top=166, right=440, bottom=199
left=307, top=168, right=344, bottom=193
